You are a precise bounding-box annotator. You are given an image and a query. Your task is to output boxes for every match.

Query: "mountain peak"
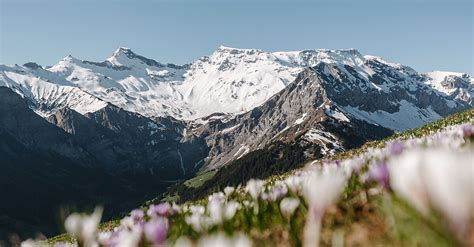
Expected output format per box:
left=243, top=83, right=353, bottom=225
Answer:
left=59, top=54, right=81, bottom=64
left=107, top=47, right=163, bottom=67
left=112, top=47, right=134, bottom=56
left=109, top=47, right=136, bottom=61
left=215, top=45, right=264, bottom=54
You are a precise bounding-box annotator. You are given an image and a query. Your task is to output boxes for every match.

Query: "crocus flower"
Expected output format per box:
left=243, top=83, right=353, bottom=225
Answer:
left=245, top=179, right=264, bottom=200
left=189, top=205, right=205, bottom=215
left=368, top=161, right=390, bottom=190
left=208, top=192, right=225, bottom=203
left=224, top=186, right=235, bottom=197
left=130, top=209, right=145, bottom=224
left=120, top=216, right=134, bottom=229
left=389, top=148, right=474, bottom=240
left=461, top=123, right=473, bottom=138
left=185, top=213, right=204, bottom=232
left=302, top=168, right=346, bottom=247
left=207, top=196, right=224, bottom=225
left=265, top=182, right=288, bottom=202
left=284, top=175, right=302, bottom=194
left=387, top=140, right=404, bottom=156
left=144, top=217, right=169, bottom=245
left=116, top=227, right=143, bottom=247
left=148, top=203, right=171, bottom=217
left=64, top=207, right=103, bottom=247
left=280, top=197, right=300, bottom=219
left=224, top=201, right=241, bottom=220
left=98, top=230, right=120, bottom=247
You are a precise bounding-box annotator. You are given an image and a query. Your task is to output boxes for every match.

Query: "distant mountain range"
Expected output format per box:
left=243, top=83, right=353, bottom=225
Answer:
left=2, top=46, right=472, bottom=120
left=0, top=46, right=472, bottom=239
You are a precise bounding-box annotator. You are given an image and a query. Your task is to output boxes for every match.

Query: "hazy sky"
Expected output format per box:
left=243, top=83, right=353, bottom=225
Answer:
left=1, top=0, right=473, bottom=73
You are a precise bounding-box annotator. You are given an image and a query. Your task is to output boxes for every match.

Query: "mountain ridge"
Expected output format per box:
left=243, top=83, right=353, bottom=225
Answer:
left=2, top=46, right=471, bottom=121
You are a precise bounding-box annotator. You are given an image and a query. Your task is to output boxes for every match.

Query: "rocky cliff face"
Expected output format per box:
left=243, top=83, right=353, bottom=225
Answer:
left=45, top=104, right=209, bottom=179
left=196, top=63, right=469, bottom=170
left=0, top=87, right=207, bottom=239
left=0, top=88, right=133, bottom=239
left=196, top=68, right=390, bottom=170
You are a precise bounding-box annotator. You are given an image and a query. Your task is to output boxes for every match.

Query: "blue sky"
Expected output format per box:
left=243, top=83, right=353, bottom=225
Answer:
left=1, top=0, right=472, bottom=73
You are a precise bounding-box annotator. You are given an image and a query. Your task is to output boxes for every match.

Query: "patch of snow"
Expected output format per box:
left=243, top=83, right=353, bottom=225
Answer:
left=294, top=113, right=307, bottom=125
left=343, top=100, right=442, bottom=131
left=221, top=124, right=241, bottom=134
left=324, top=106, right=350, bottom=122
left=147, top=69, right=172, bottom=77
left=303, top=128, right=342, bottom=155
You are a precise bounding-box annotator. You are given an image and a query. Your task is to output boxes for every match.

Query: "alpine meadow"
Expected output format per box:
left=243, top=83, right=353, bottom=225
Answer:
left=0, top=0, right=473, bottom=246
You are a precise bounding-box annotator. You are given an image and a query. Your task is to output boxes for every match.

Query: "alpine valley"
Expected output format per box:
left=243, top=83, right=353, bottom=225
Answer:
left=0, top=46, right=472, bottom=239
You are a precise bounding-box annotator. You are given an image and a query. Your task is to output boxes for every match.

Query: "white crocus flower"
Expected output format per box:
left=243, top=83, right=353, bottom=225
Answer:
left=224, top=201, right=241, bottom=220
left=224, top=186, right=236, bottom=197
left=389, top=148, right=474, bottom=239
left=302, top=168, right=347, bottom=247
left=245, top=179, right=265, bottom=214
left=208, top=192, right=225, bottom=203
left=284, top=175, right=302, bottom=194
left=64, top=207, right=103, bottom=247
left=120, top=216, right=134, bottom=229
left=280, top=197, right=300, bottom=219
left=116, top=227, right=142, bottom=247
left=207, top=197, right=224, bottom=225
left=190, top=205, right=206, bottom=215
left=185, top=213, right=205, bottom=232
left=245, top=179, right=264, bottom=200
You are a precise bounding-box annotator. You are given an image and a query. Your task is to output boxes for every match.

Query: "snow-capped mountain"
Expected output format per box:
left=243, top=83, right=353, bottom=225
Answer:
left=0, top=64, right=108, bottom=116
left=196, top=62, right=470, bottom=170
left=1, top=47, right=472, bottom=238
left=47, top=49, right=191, bottom=118
left=2, top=46, right=470, bottom=122
left=424, top=70, right=473, bottom=105
left=1, top=45, right=472, bottom=171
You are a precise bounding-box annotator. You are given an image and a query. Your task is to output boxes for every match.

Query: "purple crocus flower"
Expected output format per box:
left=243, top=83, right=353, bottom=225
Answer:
left=144, top=217, right=169, bottom=245
left=148, top=202, right=171, bottom=217
left=351, top=157, right=366, bottom=173
left=369, top=162, right=390, bottom=190
left=388, top=141, right=404, bottom=156
left=130, top=209, right=145, bottom=224
left=461, top=124, right=473, bottom=138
